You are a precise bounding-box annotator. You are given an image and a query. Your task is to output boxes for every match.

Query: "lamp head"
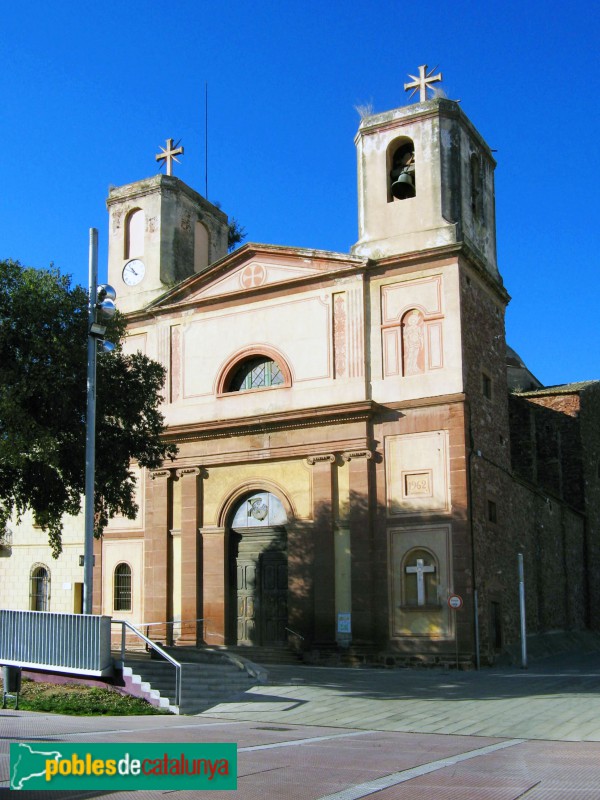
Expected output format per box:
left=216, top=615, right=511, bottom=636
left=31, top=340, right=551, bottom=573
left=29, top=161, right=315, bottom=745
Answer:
left=97, top=284, right=116, bottom=302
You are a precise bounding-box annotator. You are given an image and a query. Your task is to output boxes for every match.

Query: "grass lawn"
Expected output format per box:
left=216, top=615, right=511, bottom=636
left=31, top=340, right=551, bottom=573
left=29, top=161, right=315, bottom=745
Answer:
left=1, top=678, right=169, bottom=715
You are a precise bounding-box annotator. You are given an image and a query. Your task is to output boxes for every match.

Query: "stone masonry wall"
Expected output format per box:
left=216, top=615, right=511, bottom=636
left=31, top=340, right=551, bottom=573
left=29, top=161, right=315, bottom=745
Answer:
left=580, top=386, right=600, bottom=628
left=510, top=393, right=584, bottom=509
left=459, top=261, right=515, bottom=663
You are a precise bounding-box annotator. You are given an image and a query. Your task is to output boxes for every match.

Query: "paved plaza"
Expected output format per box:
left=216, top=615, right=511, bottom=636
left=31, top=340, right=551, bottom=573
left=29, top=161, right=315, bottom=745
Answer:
left=1, top=650, right=600, bottom=799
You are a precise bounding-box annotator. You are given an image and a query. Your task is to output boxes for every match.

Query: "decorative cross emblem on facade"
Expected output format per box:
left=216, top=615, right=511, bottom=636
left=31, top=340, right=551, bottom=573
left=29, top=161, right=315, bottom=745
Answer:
left=404, top=65, right=443, bottom=103
left=406, top=557, right=436, bottom=606
left=240, top=264, right=267, bottom=288
left=155, top=138, right=184, bottom=176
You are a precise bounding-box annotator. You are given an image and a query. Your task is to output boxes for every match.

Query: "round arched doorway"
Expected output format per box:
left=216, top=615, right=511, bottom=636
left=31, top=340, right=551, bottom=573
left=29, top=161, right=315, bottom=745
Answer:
left=228, top=491, right=288, bottom=646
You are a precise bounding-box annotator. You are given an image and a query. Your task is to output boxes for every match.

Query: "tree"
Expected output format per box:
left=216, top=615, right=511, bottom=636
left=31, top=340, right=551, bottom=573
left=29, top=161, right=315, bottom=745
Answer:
left=0, top=260, right=177, bottom=557
left=227, top=218, right=246, bottom=252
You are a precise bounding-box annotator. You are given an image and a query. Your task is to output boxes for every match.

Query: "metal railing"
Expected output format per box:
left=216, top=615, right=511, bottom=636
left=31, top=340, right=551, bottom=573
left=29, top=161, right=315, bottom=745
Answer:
left=138, top=618, right=204, bottom=645
left=0, top=609, right=112, bottom=675
left=112, top=619, right=182, bottom=707
left=285, top=626, right=304, bottom=641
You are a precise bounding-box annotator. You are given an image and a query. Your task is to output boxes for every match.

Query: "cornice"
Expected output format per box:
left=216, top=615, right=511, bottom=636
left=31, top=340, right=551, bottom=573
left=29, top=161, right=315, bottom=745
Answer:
left=164, top=400, right=379, bottom=444
left=385, top=392, right=466, bottom=411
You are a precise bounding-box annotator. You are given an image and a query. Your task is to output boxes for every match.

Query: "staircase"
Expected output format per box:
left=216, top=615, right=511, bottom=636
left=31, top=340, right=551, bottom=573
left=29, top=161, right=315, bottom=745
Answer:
left=119, top=647, right=266, bottom=715
left=220, top=645, right=303, bottom=666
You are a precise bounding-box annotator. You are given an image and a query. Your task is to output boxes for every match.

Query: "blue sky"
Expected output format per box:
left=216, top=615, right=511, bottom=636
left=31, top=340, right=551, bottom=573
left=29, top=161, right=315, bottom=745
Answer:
left=2, top=0, right=598, bottom=386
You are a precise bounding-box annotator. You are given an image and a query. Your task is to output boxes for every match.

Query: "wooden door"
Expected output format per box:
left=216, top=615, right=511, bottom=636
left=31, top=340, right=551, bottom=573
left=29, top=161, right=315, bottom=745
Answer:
left=261, top=553, right=288, bottom=644
left=236, top=560, right=258, bottom=645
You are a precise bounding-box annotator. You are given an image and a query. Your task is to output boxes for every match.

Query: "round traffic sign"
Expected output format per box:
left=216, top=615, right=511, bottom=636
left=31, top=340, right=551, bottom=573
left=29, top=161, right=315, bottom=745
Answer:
left=448, top=594, right=463, bottom=610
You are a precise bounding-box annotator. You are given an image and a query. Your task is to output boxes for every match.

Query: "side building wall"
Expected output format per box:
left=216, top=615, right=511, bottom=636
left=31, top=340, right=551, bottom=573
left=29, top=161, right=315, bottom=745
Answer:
left=0, top=511, right=85, bottom=614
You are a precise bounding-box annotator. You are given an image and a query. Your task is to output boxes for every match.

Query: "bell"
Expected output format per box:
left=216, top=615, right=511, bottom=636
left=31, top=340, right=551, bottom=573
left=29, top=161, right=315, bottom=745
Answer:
left=391, top=171, right=416, bottom=199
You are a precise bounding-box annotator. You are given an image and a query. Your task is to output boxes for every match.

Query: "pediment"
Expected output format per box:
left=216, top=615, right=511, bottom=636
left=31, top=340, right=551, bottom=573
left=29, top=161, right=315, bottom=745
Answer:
left=150, top=244, right=365, bottom=309
left=194, top=258, right=324, bottom=300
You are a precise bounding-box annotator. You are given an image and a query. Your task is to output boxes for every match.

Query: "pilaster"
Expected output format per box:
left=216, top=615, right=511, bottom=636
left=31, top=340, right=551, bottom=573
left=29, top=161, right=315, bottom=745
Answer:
left=177, top=467, right=202, bottom=645
left=342, top=450, right=373, bottom=643
left=307, top=454, right=336, bottom=643
left=144, top=469, right=171, bottom=642
left=201, top=526, right=228, bottom=645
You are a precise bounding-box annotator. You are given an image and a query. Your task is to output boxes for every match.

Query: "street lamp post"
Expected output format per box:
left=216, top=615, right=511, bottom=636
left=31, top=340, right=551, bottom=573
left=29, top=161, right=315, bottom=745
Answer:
left=83, top=228, right=116, bottom=614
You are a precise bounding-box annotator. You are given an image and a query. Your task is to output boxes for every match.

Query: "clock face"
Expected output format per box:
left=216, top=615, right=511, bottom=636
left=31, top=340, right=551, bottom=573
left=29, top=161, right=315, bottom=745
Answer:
left=122, top=259, right=145, bottom=286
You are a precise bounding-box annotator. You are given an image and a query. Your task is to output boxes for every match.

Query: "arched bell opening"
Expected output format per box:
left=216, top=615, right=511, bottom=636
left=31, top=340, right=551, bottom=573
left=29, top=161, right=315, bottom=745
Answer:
left=470, top=152, right=484, bottom=221
left=124, top=208, right=145, bottom=259
left=387, top=138, right=416, bottom=202
left=226, top=491, right=289, bottom=647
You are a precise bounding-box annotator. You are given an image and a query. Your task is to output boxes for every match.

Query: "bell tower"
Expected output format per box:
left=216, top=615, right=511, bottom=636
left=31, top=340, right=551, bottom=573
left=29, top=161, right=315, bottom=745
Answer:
left=352, top=66, right=498, bottom=279
left=107, top=151, right=229, bottom=314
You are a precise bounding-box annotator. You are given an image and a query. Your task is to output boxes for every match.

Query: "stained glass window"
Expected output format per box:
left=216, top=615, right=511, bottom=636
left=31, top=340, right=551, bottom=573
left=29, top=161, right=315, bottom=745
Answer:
left=228, top=357, right=285, bottom=392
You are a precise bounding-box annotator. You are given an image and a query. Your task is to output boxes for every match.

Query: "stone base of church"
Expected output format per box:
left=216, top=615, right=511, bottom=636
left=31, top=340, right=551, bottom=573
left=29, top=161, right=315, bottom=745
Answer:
left=302, top=645, right=476, bottom=670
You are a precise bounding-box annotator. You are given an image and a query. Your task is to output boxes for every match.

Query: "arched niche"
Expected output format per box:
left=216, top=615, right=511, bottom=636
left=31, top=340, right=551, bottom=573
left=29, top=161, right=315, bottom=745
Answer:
left=402, top=547, right=439, bottom=608
left=401, top=308, right=425, bottom=375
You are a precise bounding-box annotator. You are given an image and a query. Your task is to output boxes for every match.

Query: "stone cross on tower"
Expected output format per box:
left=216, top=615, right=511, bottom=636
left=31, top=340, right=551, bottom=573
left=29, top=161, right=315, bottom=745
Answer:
left=155, top=138, right=184, bottom=176
left=406, top=557, right=436, bottom=606
left=404, top=65, right=443, bottom=103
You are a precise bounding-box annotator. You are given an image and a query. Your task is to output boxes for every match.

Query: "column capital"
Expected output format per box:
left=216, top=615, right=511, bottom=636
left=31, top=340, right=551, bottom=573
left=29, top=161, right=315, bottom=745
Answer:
left=341, top=449, right=373, bottom=462
left=306, top=453, right=336, bottom=465
left=199, top=526, right=226, bottom=536
left=150, top=468, right=172, bottom=480
left=176, top=466, right=201, bottom=478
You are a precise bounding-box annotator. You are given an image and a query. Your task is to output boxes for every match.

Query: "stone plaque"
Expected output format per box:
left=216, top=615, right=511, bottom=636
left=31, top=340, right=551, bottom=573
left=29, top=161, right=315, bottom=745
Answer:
left=403, top=471, right=432, bottom=498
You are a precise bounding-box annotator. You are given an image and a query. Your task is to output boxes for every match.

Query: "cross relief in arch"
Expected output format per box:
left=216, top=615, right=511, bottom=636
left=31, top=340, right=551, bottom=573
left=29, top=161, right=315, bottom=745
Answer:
left=406, top=557, right=436, bottom=606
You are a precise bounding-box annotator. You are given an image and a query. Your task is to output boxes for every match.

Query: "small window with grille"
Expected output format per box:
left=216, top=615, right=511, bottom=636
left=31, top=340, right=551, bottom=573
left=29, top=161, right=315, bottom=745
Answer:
left=30, top=565, right=50, bottom=611
left=113, top=563, right=132, bottom=612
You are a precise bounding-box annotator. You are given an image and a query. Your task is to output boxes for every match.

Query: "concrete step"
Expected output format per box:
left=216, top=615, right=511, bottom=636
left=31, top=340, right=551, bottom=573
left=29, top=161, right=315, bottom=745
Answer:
left=120, top=647, right=262, bottom=714
left=222, top=646, right=303, bottom=665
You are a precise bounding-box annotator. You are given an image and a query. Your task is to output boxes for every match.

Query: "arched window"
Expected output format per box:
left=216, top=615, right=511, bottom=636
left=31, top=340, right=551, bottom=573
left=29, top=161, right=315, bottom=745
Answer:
left=113, top=563, right=132, bottom=612
left=388, top=138, right=416, bottom=202
left=228, top=357, right=284, bottom=391
left=470, top=153, right=484, bottom=220
left=194, top=221, right=210, bottom=272
left=30, top=565, right=50, bottom=611
left=402, top=549, right=439, bottom=607
left=125, top=209, right=145, bottom=259
left=218, top=348, right=292, bottom=395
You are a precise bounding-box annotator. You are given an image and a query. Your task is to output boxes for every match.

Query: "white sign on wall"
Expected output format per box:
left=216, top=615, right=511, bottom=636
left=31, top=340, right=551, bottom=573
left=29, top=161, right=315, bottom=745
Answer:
left=337, top=613, right=352, bottom=633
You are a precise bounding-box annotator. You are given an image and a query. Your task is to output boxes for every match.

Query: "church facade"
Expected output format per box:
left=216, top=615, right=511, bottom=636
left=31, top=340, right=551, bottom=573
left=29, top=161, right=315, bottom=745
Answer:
left=2, top=81, right=598, bottom=667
